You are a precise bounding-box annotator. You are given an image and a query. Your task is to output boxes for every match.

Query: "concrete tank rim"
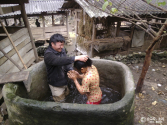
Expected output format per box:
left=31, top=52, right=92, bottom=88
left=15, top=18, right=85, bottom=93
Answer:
left=3, top=59, right=135, bottom=112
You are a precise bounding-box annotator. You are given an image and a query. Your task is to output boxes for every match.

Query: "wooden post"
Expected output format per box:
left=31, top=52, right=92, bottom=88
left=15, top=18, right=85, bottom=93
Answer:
left=116, top=21, right=121, bottom=37
left=83, top=10, right=85, bottom=25
left=19, top=1, right=39, bottom=62
left=0, top=48, right=23, bottom=71
left=92, top=23, right=96, bottom=41
left=75, top=9, right=77, bottom=44
left=62, top=15, right=65, bottom=25
left=42, top=15, right=46, bottom=42
left=4, top=18, right=8, bottom=26
left=52, top=14, right=54, bottom=26
left=66, top=13, right=69, bottom=38
left=0, top=19, right=27, bottom=69
left=18, top=17, right=22, bottom=26
left=14, top=15, right=17, bottom=26
left=127, top=24, right=135, bottom=54
left=90, top=22, right=96, bottom=58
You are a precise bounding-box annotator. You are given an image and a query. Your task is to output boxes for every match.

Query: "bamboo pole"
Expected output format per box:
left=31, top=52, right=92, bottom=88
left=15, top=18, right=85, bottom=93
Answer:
left=0, top=19, right=27, bottom=69
left=0, top=48, right=23, bottom=71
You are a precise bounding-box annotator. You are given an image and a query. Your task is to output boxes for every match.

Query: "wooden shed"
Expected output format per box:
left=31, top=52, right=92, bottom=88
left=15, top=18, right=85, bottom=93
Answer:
left=0, top=0, right=38, bottom=74
left=62, top=0, right=167, bottom=57
left=0, top=0, right=69, bottom=41
left=0, top=0, right=69, bottom=74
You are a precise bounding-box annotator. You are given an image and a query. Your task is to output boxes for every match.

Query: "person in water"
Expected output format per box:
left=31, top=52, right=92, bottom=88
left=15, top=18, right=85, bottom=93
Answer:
left=44, top=34, right=88, bottom=102
left=67, top=58, right=102, bottom=105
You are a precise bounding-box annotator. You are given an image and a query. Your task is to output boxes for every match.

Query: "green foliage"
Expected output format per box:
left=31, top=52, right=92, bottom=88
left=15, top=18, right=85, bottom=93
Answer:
left=99, top=0, right=166, bottom=15
left=147, top=0, right=152, bottom=4
left=158, top=1, right=166, bottom=6
left=111, top=8, right=118, bottom=14
left=102, top=1, right=109, bottom=10
left=147, top=0, right=166, bottom=6
left=109, top=2, right=112, bottom=6
left=101, top=0, right=112, bottom=11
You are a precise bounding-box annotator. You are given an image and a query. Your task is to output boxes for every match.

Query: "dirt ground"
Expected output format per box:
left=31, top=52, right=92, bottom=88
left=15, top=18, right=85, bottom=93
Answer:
left=129, top=61, right=167, bottom=125
left=95, top=48, right=167, bottom=125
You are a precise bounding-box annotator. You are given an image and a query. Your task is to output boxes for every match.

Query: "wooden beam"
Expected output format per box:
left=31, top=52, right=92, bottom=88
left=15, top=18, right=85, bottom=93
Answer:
left=116, top=21, right=121, bottom=37
left=90, top=22, right=96, bottom=58
left=14, top=15, right=17, bottom=26
left=0, top=5, right=21, bottom=15
left=4, top=18, right=8, bottom=26
left=52, top=14, right=54, bottom=26
left=75, top=9, right=77, bottom=45
left=75, top=9, right=82, bottom=12
left=0, top=71, right=29, bottom=84
left=0, top=47, right=23, bottom=71
left=0, top=6, right=3, bottom=15
left=19, top=1, right=39, bottom=62
left=0, top=0, right=29, bottom=4
left=0, top=28, right=28, bottom=50
left=42, top=16, right=46, bottom=42
left=0, top=19, right=27, bottom=69
left=0, top=35, right=30, bottom=65
left=92, top=23, right=96, bottom=42
left=0, top=12, right=67, bottom=19
left=0, top=42, right=33, bottom=73
left=66, top=13, right=69, bottom=38
left=83, top=10, right=85, bottom=25
left=7, top=49, right=35, bottom=73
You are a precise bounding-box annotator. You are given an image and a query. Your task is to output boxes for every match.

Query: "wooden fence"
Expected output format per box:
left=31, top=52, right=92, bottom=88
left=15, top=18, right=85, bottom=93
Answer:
left=0, top=28, right=36, bottom=73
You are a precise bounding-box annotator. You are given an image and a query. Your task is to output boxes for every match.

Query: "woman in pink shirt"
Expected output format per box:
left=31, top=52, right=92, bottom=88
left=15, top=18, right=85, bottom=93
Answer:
left=67, top=58, right=102, bottom=104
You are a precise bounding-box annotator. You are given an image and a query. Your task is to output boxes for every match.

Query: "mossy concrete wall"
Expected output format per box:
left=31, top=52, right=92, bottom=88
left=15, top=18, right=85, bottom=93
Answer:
left=24, top=61, right=49, bottom=100
left=2, top=59, right=135, bottom=125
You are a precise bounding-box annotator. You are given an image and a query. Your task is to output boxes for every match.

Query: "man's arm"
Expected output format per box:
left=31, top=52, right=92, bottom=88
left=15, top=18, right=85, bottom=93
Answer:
left=44, top=52, right=89, bottom=66
left=44, top=52, right=75, bottom=66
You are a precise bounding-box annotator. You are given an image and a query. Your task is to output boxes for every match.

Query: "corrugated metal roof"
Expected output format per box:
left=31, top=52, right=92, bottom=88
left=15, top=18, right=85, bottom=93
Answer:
left=0, top=0, right=65, bottom=17
left=63, top=0, right=166, bottom=18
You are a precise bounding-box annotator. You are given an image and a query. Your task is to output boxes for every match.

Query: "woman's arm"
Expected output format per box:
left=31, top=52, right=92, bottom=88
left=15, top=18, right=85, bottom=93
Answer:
left=73, top=79, right=86, bottom=95
left=67, top=72, right=86, bottom=95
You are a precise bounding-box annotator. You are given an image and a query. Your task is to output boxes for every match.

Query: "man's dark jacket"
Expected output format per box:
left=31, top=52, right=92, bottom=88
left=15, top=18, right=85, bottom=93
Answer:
left=44, top=46, right=75, bottom=87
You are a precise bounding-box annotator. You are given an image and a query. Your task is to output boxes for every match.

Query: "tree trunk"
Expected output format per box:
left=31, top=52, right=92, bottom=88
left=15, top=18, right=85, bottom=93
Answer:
left=135, top=47, right=154, bottom=93
left=136, top=19, right=167, bottom=93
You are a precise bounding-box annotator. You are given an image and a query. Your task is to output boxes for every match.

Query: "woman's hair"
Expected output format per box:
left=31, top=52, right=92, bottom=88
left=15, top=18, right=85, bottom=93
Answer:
left=74, top=58, right=92, bottom=71
left=47, top=34, right=65, bottom=46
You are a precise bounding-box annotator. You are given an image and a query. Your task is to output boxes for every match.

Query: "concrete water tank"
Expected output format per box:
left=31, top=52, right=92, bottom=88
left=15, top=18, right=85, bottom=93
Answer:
left=3, top=59, right=135, bottom=125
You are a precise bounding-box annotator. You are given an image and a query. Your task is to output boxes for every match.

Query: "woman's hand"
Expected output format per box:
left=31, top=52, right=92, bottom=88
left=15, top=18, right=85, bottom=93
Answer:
left=67, top=71, right=77, bottom=81
left=70, top=70, right=79, bottom=78
left=68, top=70, right=84, bottom=79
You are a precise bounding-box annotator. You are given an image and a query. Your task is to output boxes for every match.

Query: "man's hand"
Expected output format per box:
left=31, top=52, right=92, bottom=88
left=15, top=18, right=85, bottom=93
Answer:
left=75, top=55, right=88, bottom=62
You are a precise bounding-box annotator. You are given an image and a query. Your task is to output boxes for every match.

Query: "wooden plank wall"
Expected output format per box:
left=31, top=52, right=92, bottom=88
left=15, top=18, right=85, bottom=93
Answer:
left=31, top=26, right=68, bottom=40
left=0, top=28, right=36, bottom=74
